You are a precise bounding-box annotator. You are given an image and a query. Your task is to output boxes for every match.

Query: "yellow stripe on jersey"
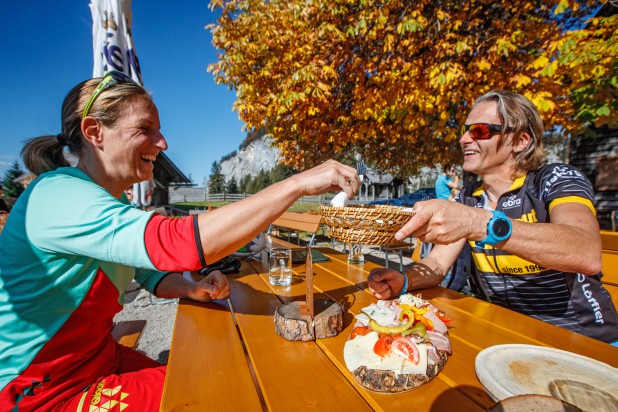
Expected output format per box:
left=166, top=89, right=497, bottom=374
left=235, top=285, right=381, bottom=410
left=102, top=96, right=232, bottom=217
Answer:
left=471, top=175, right=527, bottom=197
left=471, top=246, right=547, bottom=275
left=548, top=196, right=596, bottom=216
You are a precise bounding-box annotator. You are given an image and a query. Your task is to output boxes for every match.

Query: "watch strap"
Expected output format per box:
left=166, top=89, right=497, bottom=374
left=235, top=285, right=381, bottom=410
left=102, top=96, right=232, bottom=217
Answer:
left=475, top=210, right=512, bottom=247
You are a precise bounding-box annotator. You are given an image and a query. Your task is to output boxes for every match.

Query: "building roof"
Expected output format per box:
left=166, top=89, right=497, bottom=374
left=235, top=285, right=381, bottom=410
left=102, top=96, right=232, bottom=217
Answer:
left=155, top=152, right=192, bottom=186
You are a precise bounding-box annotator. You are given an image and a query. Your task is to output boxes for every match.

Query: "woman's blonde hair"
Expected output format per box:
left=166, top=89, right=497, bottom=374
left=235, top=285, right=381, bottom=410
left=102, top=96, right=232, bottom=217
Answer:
left=473, top=91, right=547, bottom=175
left=22, top=76, right=152, bottom=175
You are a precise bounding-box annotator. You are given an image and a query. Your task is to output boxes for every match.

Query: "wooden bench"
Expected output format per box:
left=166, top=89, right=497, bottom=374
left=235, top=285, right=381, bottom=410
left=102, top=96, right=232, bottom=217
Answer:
left=601, top=230, right=618, bottom=308
left=268, top=211, right=322, bottom=246
left=112, top=320, right=146, bottom=349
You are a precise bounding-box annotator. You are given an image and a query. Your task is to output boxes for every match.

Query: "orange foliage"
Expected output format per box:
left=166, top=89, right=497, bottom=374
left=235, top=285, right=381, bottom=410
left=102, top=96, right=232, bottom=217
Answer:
left=208, top=0, right=615, bottom=175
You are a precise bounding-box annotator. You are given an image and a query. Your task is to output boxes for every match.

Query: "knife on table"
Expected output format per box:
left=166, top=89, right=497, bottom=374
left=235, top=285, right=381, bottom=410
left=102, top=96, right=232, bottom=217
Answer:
left=305, top=245, right=315, bottom=334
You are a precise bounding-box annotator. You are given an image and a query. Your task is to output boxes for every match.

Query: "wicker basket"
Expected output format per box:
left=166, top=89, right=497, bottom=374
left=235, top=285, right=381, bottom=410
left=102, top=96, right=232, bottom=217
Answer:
left=319, top=205, right=414, bottom=245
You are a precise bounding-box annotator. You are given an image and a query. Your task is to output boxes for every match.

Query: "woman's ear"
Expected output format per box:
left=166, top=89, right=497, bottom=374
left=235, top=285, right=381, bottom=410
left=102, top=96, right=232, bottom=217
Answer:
left=81, top=116, right=104, bottom=148
left=514, top=131, right=531, bottom=154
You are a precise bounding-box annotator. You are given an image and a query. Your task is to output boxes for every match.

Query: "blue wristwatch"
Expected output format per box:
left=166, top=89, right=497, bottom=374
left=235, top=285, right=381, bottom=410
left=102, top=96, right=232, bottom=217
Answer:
left=475, top=210, right=512, bottom=248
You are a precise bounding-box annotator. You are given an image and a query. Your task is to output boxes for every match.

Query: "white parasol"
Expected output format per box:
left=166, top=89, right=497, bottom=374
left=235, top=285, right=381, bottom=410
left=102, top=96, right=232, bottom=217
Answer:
left=89, top=0, right=152, bottom=207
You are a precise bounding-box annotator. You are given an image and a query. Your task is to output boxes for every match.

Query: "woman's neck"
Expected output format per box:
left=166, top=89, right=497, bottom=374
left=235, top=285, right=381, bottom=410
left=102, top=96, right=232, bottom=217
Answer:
left=76, top=158, right=126, bottom=199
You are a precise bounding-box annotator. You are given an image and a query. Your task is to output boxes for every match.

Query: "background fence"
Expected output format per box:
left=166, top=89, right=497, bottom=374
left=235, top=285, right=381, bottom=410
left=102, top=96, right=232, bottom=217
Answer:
left=169, top=187, right=337, bottom=204
left=168, top=186, right=374, bottom=204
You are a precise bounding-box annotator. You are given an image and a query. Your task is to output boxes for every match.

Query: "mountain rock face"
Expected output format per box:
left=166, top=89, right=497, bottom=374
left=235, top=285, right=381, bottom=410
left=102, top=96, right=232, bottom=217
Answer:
left=220, top=136, right=280, bottom=183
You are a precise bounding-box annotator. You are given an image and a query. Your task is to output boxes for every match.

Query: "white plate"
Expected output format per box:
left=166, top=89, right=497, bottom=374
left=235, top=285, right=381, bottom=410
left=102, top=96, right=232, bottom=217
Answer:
left=475, top=344, right=618, bottom=411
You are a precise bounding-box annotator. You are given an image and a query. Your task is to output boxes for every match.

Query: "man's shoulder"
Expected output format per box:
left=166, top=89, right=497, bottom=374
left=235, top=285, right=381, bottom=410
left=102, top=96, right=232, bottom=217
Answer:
left=530, top=163, right=591, bottom=185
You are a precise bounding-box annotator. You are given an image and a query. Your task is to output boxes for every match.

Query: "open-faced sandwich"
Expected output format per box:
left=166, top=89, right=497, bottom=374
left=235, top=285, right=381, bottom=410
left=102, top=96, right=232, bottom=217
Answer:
left=343, top=293, right=452, bottom=393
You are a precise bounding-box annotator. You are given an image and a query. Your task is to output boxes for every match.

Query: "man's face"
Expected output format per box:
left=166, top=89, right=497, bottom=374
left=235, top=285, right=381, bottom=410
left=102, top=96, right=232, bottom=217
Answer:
left=459, top=101, right=516, bottom=177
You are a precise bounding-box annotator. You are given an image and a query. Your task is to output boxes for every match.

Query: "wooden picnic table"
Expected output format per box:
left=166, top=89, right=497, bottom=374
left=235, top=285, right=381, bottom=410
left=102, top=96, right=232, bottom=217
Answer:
left=161, top=246, right=618, bottom=411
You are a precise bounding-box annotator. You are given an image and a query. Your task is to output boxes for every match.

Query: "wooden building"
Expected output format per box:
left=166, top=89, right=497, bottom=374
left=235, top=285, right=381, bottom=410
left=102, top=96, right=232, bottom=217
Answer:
left=152, top=153, right=192, bottom=205
left=569, top=126, right=618, bottom=230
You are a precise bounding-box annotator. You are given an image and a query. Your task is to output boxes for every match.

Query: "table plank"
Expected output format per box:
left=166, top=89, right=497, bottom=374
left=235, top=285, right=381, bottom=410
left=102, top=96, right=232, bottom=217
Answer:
left=164, top=247, right=618, bottom=411
left=228, top=266, right=373, bottom=411
left=161, top=265, right=264, bottom=411
left=419, top=288, right=618, bottom=367
left=251, top=249, right=487, bottom=411
left=283, top=248, right=618, bottom=409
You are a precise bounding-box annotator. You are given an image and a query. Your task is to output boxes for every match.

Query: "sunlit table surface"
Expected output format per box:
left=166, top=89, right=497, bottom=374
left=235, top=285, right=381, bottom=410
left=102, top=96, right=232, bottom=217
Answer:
left=161, top=246, right=618, bottom=411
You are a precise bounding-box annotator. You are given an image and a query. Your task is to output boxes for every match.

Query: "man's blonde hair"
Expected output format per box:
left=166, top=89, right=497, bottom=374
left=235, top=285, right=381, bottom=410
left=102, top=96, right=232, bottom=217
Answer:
left=473, top=91, right=547, bottom=174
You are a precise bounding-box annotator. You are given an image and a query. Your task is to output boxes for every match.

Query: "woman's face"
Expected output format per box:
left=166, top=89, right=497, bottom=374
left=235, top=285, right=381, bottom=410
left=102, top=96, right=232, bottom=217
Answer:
left=101, top=98, right=167, bottom=186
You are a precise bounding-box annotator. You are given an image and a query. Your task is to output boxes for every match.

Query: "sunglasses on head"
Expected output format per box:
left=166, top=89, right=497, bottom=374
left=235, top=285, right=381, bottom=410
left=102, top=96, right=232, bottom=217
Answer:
left=82, top=71, right=137, bottom=118
left=460, top=123, right=509, bottom=140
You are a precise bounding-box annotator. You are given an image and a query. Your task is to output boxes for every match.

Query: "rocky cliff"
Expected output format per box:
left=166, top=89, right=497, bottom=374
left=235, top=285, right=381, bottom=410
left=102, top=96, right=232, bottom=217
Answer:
left=220, top=136, right=280, bottom=183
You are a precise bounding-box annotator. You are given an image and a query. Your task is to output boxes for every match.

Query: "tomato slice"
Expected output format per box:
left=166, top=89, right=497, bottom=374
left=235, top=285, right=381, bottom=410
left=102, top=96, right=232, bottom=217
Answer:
left=435, top=310, right=452, bottom=324
left=373, top=335, right=394, bottom=357
left=391, top=336, right=419, bottom=364
left=350, top=326, right=371, bottom=339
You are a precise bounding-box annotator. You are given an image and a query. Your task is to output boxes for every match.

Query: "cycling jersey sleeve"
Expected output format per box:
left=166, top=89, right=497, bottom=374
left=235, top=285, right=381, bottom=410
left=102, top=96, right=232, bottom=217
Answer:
left=537, top=164, right=596, bottom=215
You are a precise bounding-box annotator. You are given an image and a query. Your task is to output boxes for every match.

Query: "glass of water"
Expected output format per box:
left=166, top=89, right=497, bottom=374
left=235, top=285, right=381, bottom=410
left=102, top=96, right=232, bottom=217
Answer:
left=347, top=243, right=364, bottom=264
left=269, top=247, right=292, bottom=286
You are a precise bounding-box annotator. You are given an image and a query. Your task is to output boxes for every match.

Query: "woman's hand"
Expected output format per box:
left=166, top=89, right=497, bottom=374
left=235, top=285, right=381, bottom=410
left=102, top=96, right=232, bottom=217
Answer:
left=189, top=270, right=231, bottom=302
left=291, top=159, right=360, bottom=200
left=367, top=268, right=406, bottom=300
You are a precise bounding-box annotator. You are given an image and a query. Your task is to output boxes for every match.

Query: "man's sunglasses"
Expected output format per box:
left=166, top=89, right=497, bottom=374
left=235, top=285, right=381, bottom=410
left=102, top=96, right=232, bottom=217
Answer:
left=82, top=71, right=137, bottom=118
left=460, top=123, right=509, bottom=140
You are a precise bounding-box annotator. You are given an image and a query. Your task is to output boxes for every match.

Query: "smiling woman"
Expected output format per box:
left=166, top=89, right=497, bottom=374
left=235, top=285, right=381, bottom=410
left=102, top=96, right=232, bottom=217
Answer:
left=0, top=73, right=361, bottom=412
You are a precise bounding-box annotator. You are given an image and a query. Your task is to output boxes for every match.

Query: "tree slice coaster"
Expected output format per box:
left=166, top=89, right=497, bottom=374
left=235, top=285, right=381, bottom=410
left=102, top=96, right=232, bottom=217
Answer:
left=274, top=300, right=343, bottom=341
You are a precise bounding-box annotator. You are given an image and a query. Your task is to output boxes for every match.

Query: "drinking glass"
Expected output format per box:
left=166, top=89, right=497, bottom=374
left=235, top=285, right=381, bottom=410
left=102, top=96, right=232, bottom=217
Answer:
left=347, top=243, right=364, bottom=264
left=269, top=247, right=292, bottom=286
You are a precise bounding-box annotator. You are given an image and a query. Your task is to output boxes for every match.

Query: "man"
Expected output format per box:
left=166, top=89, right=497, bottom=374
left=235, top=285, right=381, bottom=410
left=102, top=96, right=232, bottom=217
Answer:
left=368, top=90, right=618, bottom=344
left=435, top=164, right=459, bottom=200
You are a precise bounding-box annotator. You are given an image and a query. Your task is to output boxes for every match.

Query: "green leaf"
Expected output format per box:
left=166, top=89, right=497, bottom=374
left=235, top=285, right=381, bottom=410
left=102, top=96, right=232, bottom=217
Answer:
left=554, top=0, right=568, bottom=15
left=596, top=106, right=611, bottom=116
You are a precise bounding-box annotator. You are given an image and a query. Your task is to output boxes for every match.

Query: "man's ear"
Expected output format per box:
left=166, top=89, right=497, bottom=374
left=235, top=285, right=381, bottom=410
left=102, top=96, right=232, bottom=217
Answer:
left=81, top=116, right=104, bottom=148
left=514, top=132, right=531, bottom=154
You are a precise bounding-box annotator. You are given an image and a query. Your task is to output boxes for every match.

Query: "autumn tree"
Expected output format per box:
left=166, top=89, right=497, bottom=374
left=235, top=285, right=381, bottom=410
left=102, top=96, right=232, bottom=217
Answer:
left=208, top=0, right=616, bottom=176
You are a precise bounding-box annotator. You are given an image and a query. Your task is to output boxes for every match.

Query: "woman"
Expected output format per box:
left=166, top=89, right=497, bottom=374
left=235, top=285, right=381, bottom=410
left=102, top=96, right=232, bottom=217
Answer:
left=0, top=71, right=360, bottom=411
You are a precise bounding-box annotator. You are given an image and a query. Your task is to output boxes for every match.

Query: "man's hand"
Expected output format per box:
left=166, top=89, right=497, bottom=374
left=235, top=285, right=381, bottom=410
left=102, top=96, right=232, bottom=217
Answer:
left=395, top=199, right=489, bottom=244
left=189, top=270, right=231, bottom=302
left=367, top=268, right=406, bottom=300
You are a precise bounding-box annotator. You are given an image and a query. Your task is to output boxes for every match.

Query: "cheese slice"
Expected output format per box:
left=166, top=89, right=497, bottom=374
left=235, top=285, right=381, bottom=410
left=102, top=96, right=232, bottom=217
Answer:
left=345, top=333, right=429, bottom=376
left=343, top=331, right=381, bottom=372
left=356, top=304, right=396, bottom=326
left=365, top=343, right=428, bottom=376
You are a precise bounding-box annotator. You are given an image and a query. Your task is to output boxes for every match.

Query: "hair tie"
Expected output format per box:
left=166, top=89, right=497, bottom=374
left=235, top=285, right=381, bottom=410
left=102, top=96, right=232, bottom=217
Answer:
left=56, top=133, right=66, bottom=146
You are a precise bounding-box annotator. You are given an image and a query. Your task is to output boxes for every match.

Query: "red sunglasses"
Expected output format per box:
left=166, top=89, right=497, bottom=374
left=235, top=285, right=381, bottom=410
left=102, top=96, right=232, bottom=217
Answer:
left=460, top=123, right=510, bottom=140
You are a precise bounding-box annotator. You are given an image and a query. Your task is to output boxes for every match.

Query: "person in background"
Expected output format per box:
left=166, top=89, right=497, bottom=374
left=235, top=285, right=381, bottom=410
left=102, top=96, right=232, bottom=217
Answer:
left=368, top=90, right=618, bottom=345
left=124, top=185, right=137, bottom=207
left=448, top=187, right=460, bottom=201
left=435, top=164, right=459, bottom=200
left=0, top=71, right=361, bottom=411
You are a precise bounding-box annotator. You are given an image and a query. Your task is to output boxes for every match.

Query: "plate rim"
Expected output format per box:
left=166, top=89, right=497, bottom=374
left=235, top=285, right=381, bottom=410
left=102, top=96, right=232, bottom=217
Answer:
left=475, top=343, right=618, bottom=401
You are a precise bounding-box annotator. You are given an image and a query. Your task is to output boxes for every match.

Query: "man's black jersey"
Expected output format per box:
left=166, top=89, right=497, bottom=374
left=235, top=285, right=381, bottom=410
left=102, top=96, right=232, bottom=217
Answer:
left=456, top=163, right=618, bottom=343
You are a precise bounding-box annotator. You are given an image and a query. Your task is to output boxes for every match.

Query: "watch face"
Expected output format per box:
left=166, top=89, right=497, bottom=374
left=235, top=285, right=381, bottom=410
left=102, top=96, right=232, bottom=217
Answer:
left=493, top=219, right=511, bottom=238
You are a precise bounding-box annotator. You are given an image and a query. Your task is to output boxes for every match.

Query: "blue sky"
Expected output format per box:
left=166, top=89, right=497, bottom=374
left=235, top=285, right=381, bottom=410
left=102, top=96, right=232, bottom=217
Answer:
left=0, top=1, right=246, bottom=185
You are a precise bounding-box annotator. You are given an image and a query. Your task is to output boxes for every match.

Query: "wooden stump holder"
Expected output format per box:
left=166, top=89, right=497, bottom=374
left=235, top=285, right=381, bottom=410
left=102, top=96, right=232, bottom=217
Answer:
left=274, top=299, right=343, bottom=341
